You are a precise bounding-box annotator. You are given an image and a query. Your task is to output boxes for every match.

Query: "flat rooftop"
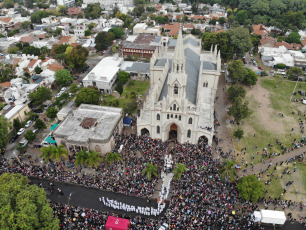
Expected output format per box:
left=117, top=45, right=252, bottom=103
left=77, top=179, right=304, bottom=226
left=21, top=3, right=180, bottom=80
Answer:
left=54, top=104, right=123, bottom=144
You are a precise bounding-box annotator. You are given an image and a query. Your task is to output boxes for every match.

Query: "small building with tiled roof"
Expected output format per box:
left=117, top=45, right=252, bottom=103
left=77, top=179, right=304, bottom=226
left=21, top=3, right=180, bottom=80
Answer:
left=274, top=41, right=293, bottom=50
left=48, top=63, right=64, bottom=72
left=58, top=36, right=76, bottom=45
left=1, top=81, right=11, bottom=88
left=163, top=23, right=180, bottom=37
left=67, top=7, right=83, bottom=16
left=260, top=36, right=277, bottom=48
left=253, top=24, right=268, bottom=37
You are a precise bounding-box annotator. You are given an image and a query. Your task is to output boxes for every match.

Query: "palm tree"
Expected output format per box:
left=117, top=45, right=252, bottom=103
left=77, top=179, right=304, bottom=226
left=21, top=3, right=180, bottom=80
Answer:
left=142, top=163, right=158, bottom=181
left=50, top=145, right=68, bottom=163
left=75, top=150, right=89, bottom=167
left=85, top=151, right=102, bottom=169
left=40, top=146, right=54, bottom=162
left=219, top=160, right=237, bottom=182
left=105, top=152, right=121, bottom=165
left=173, top=163, right=187, bottom=180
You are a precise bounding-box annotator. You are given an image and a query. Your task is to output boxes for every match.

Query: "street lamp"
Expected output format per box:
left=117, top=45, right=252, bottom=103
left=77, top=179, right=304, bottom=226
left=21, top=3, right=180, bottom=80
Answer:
left=13, top=150, right=22, bottom=165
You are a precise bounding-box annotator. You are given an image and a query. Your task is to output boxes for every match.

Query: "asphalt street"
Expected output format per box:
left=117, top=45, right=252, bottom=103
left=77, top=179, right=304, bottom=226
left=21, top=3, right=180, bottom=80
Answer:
left=29, top=177, right=168, bottom=219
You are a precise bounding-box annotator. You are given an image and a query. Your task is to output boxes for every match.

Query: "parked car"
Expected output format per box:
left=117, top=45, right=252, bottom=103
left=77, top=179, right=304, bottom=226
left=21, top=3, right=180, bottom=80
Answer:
left=10, top=134, right=18, bottom=143
left=25, top=120, right=32, bottom=128
left=17, top=128, right=25, bottom=135
left=258, top=66, right=263, bottom=70
left=74, top=76, right=79, bottom=80
left=33, top=129, right=38, bottom=134
left=60, top=87, right=66, bottom=92
left=298, top=90, right=305, bottom=96
left=19, top=138, right=28, bottom=147
left=32, top=115, right=39, bottom=121
left=33, top=109, right=43, bottom=114
left=44, top=104, right=51, bottom=109
left=56, top=92, right=63, bottom=98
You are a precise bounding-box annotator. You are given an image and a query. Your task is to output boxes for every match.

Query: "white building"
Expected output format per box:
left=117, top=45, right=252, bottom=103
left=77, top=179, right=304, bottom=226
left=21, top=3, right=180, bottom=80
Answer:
left=57, top=0, right=75, bottom=7
left=133, top=23, right=161, bottom=36
left=82, top=56, right=124, bottom=93
left=74, top=24, right=86, bottom=37
left=83, top=0, right=133, bottom=8
left=137, top=30, right=221, bottom=145
left=53, top=104, right=123, bottom=153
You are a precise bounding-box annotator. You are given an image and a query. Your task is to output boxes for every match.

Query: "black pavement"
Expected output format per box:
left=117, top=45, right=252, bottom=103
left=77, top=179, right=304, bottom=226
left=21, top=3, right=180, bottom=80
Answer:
left=29, top=177, right=168, bottom=219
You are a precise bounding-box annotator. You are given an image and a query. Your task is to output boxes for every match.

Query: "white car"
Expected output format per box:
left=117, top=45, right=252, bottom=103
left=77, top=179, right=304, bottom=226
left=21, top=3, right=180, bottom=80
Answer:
left=60, top=87, right=66, bottom=92
left=17, top=128, right=25, bottom=135
left=25, top=120, right=32, bottom=128
left=56, top=92, right=62, bottom=98
left=33, top=129, right=38, bottom=134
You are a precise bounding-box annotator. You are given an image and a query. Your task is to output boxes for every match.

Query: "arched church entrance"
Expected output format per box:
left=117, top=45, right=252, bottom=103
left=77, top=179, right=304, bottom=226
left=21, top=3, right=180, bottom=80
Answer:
left=198, top=135, right=209, bottom=150
left=169, top=124, right=178, bottom=140
left=141, top=128, right=150, bottom=136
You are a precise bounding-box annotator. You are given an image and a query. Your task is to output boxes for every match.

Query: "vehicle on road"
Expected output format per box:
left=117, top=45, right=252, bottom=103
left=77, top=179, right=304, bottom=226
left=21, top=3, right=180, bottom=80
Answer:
left=10, top=134, right=18, bottom=143
left=44, top=104, right=52, bottom=109
left=17, top=128, right=25, bottom=135
left=32, top=115, right=39, bottom=121
left=74, top=76, right=79, bottom=80
left=258, top=66, right=263, bottom=70
left=25, top=120, right=32, bottom=128
left=19, top=138, right=28, bottom=147
left=56, top=92, right=63, bottom=98
left=60, top=87, right=66, bottom=92
left=33, top=109, right=43, bottom=114
left=33, top=129, right=38, bottom=134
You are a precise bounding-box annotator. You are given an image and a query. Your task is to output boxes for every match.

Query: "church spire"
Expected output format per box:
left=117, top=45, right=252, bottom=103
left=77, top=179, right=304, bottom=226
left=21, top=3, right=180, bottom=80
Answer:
left=172, top=28, right=185, bottom=74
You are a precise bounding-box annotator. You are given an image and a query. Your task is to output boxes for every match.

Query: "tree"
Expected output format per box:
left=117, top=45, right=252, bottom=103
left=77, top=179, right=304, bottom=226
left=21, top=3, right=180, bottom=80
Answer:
left=228, top=97, right=251, bottom=122
left=0, top=116, right=9, bottom=151
left=191, top=2, right=198, bottom=14
left=70, top=83, right=78, bottom=93
left=218, top=17, right=226, bottom=25
left=51, top=145, right=68, bottom=163
left=236, top=175, right=264, bottom=202
left=2, top=0, right=14, bottom=8
left=75, top=87, right=100, bottom=107
left=109, top=27, right=125, bottom=39
left=7, top=46, right=19, bottom=54
left=142, top=163, right=158, bottom=181
left=286, top=32, right=301, bottom=44
left=0, top=173, right=59, bottom=229
left=243, top=68, right=258, bottom=85
left=24, top=130, right=37, bottom=143
left=57, top=5, right=67, bottom=15
left=209, top=19, right=217, bottom=25
left=34, top=118, right=46, bottom=130
left=115, top=83, right=123, bottom=95
left=287, top=67, right=303, bottom=81
left=233, top=128, right=244, bottom=139
left=30, top=10, right=50, bottom=23
left=117, top=71, right=130, bottom=85
left=228, top=60, right=248, bottom=83
left=75, top=150, right=88, bottom=167
left=20, top=21, right=32, bottom=30
left=40, top=145, right=54, bottom=162
left=95, top=32, right=115, bottom=51
left=123, top=99, right=137, bottom=114
left=22, top=46, right=41, bottom=56
left=46, top=106, right=58, bottom=119
left=227, top=85, right=246, bottom=103
left=34, top=66, right=42, bottom=74
left=29, top=87, right=51, bottom=107
left=219, top=160, right=236, bottom=181
left=112, top=44, right=119, bottom=54
left=275, top=63, right=286, bottom=69
left=65, top=46, right=88, bottom=73
left=105, top=152, right=121, bottom=165
left=173, top=163, right=187, bottom=180
left=13, top=118, right=21, bottom=132
left=55, top=69, right=73, bottom=87
left=84, top=29, right=91, bottom=36
left=86, top=151, right=102, bottom=168
left=228, top=27, right=252, bottom=57
left=84, top=3, right=101, bottom=19
left=235, top=10, right=248, bottom=24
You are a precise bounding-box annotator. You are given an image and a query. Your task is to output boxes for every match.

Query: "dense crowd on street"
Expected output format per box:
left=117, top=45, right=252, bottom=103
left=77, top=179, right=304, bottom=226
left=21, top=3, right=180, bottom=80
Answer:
left=0, top=134, right=305, bottom=229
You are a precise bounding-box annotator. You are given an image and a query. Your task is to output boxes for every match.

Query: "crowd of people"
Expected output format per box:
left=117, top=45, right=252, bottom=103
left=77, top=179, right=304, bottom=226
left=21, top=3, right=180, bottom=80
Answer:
left=0, top=134, right=305, bottom=229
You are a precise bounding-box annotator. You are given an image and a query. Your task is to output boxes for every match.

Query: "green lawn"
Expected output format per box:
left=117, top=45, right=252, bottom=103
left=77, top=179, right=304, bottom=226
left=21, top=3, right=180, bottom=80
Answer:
left=234, top=78, right=306, bottom=164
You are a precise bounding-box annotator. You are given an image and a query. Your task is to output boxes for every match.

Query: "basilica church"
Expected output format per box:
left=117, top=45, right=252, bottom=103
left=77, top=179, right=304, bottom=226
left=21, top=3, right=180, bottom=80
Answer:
left=137, top=29, right=221, bottom=145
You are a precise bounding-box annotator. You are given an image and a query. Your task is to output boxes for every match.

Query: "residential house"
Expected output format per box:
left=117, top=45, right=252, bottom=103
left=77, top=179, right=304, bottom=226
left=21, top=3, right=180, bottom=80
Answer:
left=163, top=23, right=180, bottom=37
left=259, top=36, right=277, bottom=48
left=133, top=23, right=161, bottom=36
left=67, top=7, right=83, bottom=17
left=108, top=18, right=124, bottom=27
left=74, top=24, right=86, bottom=37
left=253, top=24, right=268, bottom=37
left=57, top=0, right=75, bottom=8
left=27, top=59, right=41, bottom=74
left=274, top=41, right=293, bottom=50
left=58, top=35, right=76, bottom=45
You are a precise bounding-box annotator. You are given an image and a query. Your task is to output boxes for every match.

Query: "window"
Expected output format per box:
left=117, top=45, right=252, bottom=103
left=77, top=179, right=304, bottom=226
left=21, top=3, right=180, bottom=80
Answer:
left=171, top=114, right=173, bottom=118
left=177, top=64, right=179, bottom=71
left=167, top=114, right=169, bottom=119
left=188, top=117, right=193, bottom=124
left=170, top=107, right=172, bottom=110
left=157, top=114, right=160, bottom=120
left=179, top=115, right=181, bottom=121
left=157, top=126, right=160, bottom=134
left=175, top=115, right=177, bottom=119
left=187, top=129, right=191, bottom=138
left=174, top=84, right=178, bottom=95
left=173, top=104, right=176, bottom=110
left=177, top=107, right=179, bottom=111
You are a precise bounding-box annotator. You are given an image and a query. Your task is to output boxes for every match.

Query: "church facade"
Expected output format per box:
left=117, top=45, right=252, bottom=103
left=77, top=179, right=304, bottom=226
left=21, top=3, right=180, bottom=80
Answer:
left=137, top=30, right=221, bottom=145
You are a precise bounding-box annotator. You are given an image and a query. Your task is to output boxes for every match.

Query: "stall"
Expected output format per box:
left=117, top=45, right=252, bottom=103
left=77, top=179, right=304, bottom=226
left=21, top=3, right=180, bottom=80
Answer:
left=105, top=216, right=130, bottom=230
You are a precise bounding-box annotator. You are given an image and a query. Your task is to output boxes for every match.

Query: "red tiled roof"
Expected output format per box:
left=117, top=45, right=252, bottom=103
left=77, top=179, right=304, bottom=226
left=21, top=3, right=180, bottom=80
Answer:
left=293, top=43, right=302, bottom=48
left=20, top=36, right=33, bottom=43
left=163, top=23, right=180, bottom=36
left=67, top=7, right=82, bottom=15
left=253, top=24, right=267, bottom=36
left=193, top=15, right=205, bottom=20
left=184, top=23, right=194, bottom=29
left=301, top=40, right=306, bottom=47
left=1, top=81, right=11, bottom=88
left=58, top=36, right=71, bottom=45
left=28, top=59, right=38, bottom=68
left=42, top=57, right=51, bottom=62
left=260, top=36, right=276, bottom=45
left=274, top=41, right=293, bottom=50
left=213, top=29, right=224, bottom=34
left=48, top=63, right=64, bottom=72
left=0, top=17, right=12, bottom=23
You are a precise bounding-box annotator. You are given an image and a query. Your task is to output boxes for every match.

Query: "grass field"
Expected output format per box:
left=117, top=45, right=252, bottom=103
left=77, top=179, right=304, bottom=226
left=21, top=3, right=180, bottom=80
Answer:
left=233, top=78, right=306, bottom=164
left=260, top=160, right=306, bottom=200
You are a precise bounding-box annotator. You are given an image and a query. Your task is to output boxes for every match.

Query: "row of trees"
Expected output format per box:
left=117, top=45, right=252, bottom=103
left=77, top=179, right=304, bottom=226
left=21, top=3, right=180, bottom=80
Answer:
left=228, top=60, right=258, bottom=85
left=202, top=27, right=252, bottom=60
left=95, top=27, right=124, bottom=52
